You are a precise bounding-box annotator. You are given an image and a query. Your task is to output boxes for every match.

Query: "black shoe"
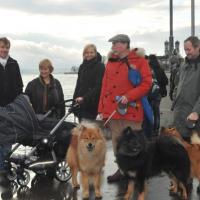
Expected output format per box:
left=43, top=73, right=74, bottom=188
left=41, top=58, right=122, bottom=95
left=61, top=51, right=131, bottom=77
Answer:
left=197, top=183, right=200, bottom=193
left=187, top=178, right=193, bottom=191
left=107, top=169, right=125, bottom=183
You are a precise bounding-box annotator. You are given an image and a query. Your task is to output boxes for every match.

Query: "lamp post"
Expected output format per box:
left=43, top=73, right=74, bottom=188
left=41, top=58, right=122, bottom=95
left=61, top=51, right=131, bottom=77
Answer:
left=191, top=0, right=195, bottom=36
left=169, top=0, right=174, bottom=57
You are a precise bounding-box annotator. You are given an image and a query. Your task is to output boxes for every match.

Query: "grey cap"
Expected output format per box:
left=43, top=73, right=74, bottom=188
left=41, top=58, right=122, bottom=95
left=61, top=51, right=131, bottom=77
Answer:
left=108, top=34, right=130, bottom=43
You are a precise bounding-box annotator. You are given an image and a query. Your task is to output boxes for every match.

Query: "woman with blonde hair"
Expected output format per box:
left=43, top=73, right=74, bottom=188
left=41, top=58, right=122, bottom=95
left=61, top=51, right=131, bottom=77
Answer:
left=25, top=59, right=65, bottom=119
left=73, top=44, right=105, bottom=121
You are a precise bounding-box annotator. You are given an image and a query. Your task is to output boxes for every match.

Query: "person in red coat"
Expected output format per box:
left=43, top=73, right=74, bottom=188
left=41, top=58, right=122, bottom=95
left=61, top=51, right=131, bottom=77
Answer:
left=98, top=34, right=152, bottom=182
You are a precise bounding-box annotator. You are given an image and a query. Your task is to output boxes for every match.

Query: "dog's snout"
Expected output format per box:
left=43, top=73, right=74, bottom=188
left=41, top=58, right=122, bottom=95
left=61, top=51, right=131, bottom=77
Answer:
left=88, top=143, right=93, bottom=148
left=87, top=143, right=94, bottom=151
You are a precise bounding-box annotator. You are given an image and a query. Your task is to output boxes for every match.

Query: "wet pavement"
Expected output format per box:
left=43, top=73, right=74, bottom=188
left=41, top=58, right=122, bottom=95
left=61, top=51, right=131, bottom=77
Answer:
left=1, top=91, right=200, bottom=200
left=1, top=141, right=200, bottom=200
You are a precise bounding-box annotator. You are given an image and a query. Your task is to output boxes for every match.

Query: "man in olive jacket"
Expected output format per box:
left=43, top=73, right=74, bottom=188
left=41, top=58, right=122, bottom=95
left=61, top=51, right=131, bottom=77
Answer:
left=172, top=36, right=200, bottom=140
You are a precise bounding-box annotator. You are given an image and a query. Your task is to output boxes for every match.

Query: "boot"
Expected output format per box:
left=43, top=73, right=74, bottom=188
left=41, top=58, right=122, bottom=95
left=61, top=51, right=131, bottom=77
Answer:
left=107, top=169, right=125, bottom=183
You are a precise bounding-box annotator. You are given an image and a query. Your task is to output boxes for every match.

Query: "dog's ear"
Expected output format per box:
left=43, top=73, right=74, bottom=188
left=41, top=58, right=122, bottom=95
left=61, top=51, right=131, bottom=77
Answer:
left=124, top=127, right=133, bottom=135
left=160, top=127, right=166, bottom=134
left=97, top=127, right=106, bottom=141
left=78, top=125, right=87, bottom=132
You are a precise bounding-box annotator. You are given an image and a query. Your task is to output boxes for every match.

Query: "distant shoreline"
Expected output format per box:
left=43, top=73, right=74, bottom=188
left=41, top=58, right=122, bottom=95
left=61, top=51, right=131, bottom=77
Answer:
left=64, top=72, right=78, bottom=74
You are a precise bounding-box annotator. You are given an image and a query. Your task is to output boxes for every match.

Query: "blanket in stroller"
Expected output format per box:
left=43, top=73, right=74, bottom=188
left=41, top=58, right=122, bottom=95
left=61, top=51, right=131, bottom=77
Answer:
left=0, top=94, right=75, bottom=147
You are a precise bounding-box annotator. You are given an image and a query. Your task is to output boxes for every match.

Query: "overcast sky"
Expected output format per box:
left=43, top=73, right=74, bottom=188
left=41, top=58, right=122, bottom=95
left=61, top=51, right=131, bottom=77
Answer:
left=0, top=0, right=199, bottom=72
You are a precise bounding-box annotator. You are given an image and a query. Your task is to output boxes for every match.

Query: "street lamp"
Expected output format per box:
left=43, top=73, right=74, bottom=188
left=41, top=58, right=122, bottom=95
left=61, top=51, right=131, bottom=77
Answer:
left=169, top=0, right=174, bottom=57
left=191, top=0, right=195, bottom=36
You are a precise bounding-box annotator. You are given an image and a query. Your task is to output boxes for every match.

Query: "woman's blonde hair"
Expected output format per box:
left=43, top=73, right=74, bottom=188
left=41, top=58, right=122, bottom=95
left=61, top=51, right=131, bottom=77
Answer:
left=83, top=44, right=97, bottom=59
left=39, top=59, right=54, bottom=73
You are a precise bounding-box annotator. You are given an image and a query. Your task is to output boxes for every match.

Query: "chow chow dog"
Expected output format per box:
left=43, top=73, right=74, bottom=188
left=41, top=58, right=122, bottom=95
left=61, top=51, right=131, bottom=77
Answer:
left=116, top=127, right=190, bottom=200
left=66, top=122, right=106, bottom=199
left=161, top=127, right=200, bottom=193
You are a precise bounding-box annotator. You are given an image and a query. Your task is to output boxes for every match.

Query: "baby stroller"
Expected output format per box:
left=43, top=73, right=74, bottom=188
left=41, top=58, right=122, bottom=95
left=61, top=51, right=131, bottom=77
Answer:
left=0, top=94, right=76, bottom=186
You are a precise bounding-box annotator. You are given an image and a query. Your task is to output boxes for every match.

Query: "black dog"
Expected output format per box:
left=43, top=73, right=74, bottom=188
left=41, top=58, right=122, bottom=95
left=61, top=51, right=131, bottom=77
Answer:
left=116, top=127, right=190, bottom=200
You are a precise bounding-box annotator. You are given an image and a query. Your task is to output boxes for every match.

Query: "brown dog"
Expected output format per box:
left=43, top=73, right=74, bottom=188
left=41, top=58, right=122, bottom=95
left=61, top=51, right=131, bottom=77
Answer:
left=160, top=127, right=200, bottom=193
left=66, top=122, right=106, bottom=199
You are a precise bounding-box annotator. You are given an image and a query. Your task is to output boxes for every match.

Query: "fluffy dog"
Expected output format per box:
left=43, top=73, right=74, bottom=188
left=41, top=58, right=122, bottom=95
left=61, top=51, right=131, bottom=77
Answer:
left=66, top=122, right=106, bottom=199
left=116, top=127, right=190, bottom=200
left=161, top=127, right=200, bottom=192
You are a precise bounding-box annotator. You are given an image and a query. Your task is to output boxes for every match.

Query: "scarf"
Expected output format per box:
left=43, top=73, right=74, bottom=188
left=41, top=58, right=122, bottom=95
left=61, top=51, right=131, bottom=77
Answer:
left=0, top=55, right=9, bottom=68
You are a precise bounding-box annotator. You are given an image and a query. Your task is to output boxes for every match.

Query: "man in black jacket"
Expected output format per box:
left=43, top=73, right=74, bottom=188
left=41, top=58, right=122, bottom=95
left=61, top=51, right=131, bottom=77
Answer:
left=0, top=37, right=23, bottom=172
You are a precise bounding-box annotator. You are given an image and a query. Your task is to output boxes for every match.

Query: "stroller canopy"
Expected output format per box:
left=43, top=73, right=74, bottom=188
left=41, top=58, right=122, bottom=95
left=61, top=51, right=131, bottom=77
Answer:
left=0, top=94, right=41, bottom=146
left=0, top=94, right=75, bottom=146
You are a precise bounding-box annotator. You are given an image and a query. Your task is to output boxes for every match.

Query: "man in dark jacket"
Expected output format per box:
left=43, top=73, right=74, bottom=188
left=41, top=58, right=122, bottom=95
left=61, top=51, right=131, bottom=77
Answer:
left=172, top=36, right=200, bottom=141
left=0, top=37, right=23, bottom=172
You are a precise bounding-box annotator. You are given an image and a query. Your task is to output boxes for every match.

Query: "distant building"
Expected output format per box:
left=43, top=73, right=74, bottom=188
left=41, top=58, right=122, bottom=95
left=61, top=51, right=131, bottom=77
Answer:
left=70, top=66, right=79, bottom=72
left=64, top=65, right=79, bottom=74
left=156, top=40, right=182, bottom=71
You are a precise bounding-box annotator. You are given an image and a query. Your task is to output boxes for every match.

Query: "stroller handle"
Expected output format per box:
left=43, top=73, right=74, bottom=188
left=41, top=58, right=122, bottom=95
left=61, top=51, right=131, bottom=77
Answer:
left=40, top=99, right=75, bottom=120
left=27, top=101, right=78, bottom=157
left=49, top=102, right=79, bottom=136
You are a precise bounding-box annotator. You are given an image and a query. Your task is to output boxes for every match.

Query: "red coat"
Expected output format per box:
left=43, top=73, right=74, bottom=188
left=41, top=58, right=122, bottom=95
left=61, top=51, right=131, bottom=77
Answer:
left=98, top=49, right=152, bottom=122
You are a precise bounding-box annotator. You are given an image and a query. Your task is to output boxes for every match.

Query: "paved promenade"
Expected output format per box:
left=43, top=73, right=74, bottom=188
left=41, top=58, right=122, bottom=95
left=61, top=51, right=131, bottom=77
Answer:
left=1, top=92, right=200, bottom=200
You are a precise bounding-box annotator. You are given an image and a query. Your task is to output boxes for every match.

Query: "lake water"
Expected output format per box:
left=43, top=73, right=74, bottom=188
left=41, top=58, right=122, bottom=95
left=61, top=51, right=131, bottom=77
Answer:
left=22, top=73, right=78, bottom=122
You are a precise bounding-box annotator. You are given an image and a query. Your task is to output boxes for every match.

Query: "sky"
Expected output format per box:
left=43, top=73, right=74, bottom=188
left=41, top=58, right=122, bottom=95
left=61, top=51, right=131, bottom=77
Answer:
left=0, top=0, right=199, bottom=73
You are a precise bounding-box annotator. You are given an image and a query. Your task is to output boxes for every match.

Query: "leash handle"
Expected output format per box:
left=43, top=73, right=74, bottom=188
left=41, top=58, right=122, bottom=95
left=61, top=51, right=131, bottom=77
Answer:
left=103, top=96, right=123, bottom=126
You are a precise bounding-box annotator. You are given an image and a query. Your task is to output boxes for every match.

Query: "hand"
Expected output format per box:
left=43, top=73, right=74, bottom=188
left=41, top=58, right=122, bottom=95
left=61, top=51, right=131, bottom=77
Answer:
left=187, top=112, right=199, bottom=121
left=120, top=95, right=128, bottom=104
left=96, top=113, right=103, bottom=120
left=75, top=97, right=84, bottom=104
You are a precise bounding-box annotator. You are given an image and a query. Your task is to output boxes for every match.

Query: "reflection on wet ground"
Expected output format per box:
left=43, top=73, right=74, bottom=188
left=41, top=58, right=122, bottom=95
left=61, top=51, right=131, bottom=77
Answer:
left=1, top=142, right=200, bottom=200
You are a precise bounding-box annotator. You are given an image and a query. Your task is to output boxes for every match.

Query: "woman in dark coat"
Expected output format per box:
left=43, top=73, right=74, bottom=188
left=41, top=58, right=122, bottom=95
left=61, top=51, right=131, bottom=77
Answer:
left=73, top=44, right=105, bottom=121
left=25, top=59, right=65, bottom=119
left=147, top=54, right=168, bottom=137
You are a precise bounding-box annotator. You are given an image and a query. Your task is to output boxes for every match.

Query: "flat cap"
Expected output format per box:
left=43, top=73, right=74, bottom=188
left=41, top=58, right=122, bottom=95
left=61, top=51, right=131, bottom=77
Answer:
left=108, top=34, right=130, bottom=43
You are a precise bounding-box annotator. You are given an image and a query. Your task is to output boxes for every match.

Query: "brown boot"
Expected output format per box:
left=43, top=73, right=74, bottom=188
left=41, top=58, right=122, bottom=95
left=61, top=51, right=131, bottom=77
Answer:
left=107, top=169, right=125, bottom=183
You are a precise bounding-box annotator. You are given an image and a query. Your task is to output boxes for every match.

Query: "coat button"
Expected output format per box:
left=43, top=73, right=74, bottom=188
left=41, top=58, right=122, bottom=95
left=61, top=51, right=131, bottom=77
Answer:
left=113, top=85, right=116, bottom=88
left=116, top=71, right=119, bottom=74
left=112, top=100, right=115, bottom=103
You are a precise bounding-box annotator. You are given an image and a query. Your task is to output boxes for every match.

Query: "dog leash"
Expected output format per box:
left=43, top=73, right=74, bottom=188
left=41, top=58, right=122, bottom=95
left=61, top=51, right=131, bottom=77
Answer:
left=103, top=97, right=138, bottom=127
left=103, top=97, right=123, bottom=127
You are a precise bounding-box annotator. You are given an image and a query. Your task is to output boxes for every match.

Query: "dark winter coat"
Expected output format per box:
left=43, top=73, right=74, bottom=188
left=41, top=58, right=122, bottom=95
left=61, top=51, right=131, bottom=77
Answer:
left=25, top=75, right=65, bottom=119
left=0, top=57, right=23, bottom=106
left=169, top=67, right=180, bottom=100
left=150, top=64, right=168, bottom=97
left=73, top=53, right=105, bottom=120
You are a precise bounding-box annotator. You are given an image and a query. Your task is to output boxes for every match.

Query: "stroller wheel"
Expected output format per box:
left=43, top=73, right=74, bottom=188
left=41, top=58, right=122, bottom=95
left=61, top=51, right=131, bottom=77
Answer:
left=17, top=170, right=30, bottom=186
left=55, top=161, right=72, bottom=182
left=10, top=181, right=18, bottom=193
left=17, top=186, right=31, bottom=199
left=7, top=167, right=17, bottom=182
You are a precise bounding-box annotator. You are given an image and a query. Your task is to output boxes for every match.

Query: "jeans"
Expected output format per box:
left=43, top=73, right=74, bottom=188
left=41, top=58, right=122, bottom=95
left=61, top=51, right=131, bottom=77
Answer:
left=0, top=145, right=11, bottom=170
